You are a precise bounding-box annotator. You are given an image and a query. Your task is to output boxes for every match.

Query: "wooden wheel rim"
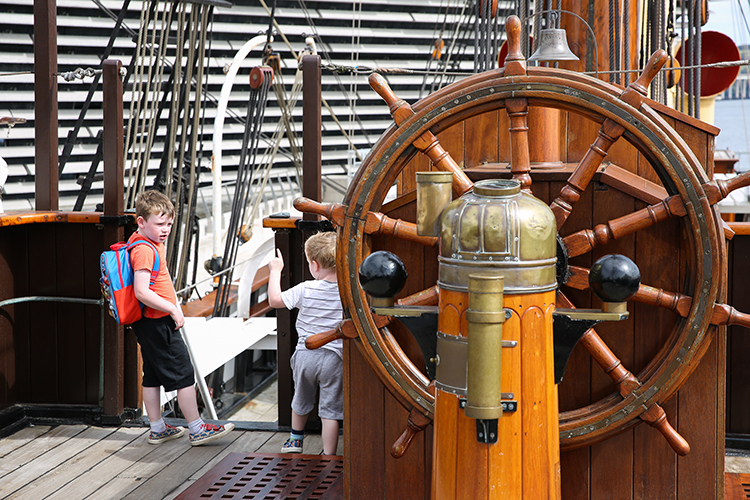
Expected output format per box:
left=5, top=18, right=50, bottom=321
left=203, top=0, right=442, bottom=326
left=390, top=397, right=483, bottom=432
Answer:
left=339, top=67, right=724, bottom=449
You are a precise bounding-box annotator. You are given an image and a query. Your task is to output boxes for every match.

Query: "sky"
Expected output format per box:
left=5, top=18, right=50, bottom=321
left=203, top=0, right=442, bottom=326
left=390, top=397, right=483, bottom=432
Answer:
left=704, top=0, right=750, bottom=46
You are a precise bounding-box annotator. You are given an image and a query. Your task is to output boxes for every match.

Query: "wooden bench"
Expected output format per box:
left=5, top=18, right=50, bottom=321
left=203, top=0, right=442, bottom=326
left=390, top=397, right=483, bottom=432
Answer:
left=181, top=265, right=272, bottom=318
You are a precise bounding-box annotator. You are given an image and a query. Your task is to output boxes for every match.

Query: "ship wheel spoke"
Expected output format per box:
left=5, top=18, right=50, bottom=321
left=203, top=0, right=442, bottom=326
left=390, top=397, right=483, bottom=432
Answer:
left=552, top=51, right=668, bottom=231
left=294, top=198, right=438, bottom=246
left=368, top=73, right=474, bottom=198
left=505, top=97, right=533, bottom=191
left=556, top=292, right=690, bottom=455
left=562, top=194, right=687, bottom=258
left=550, top=119, right=624, bottom=229
left=566, top=266, right=750, bottom=329
left=562, top=169, right=750, bottom=259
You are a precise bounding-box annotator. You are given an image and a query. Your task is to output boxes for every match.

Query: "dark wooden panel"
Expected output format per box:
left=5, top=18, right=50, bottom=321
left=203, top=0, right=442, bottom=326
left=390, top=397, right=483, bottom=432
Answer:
left=590, top=182, right=635, bottom=402
left=677, top=334, right=722, bottom=499
left=561, top=447, right=590, bottom=500
left=591, top=431, right=634, bottom=500
left=10, top=226, right=31, bottom=404
left=463, top=110, right=499, bottom=169
left=0, top=226, right=20, bottom=408
left=727, top=235, right=750, bottom=434
left=633, top=397, right=678, bottom=500
left=565, top=111, right=599, bottom=163
left=344, top=341, right=386, bottom=499
left=498, top=107, right=511, bottom=163
left=632, top=176, right=681, bottom=498
left=557, top=176, right=594, bottom=412
left=56, top=223, right=87, bottom=403
left=27, top=224, right=58, bottom=403
left=673, top=118, right=713, bottom=178
left=439, top=119, right=465, bottom=171
left=384, top=392, right=427, bottom=500
left=83, top=226, right=105, bottom=405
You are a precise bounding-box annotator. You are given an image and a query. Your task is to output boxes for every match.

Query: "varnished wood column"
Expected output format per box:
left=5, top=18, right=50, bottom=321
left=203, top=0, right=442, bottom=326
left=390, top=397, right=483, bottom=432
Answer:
left=433, top=289, right=559, bottom=500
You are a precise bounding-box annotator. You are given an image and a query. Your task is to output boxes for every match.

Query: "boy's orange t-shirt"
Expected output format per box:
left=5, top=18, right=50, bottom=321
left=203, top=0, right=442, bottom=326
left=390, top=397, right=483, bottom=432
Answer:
left=127, top=233, right=177, bottom=319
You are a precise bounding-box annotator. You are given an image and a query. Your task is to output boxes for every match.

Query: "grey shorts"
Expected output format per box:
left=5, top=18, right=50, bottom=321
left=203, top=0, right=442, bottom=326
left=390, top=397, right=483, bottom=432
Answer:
left=290, top=348, right=343, bottom=420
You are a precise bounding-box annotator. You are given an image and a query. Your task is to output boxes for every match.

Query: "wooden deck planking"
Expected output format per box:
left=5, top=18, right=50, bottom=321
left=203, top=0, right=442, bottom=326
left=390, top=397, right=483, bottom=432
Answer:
left=6, top=426, right=145, bottom=500
left=0, top=424, right=334, bottom=500
left=1, top=426, right=116, bottom=496
left=0, top=425, right=52, bottom=457
left=0, top=424, right=88, bottom=479
left=44, top=428, right=154, bottom=500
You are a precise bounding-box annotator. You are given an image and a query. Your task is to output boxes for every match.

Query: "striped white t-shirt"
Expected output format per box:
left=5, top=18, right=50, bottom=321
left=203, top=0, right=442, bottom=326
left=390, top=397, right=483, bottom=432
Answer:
left=280, top=279, right=343, bottom=358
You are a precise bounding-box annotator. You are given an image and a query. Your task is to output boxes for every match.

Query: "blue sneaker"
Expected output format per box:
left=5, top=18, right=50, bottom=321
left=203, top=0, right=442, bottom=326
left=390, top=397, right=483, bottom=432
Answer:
left=148, top=424, right=186, bottom=445
left=281, top=438, right=303, bottom=453
left=189, top=422, right=235, bottom=446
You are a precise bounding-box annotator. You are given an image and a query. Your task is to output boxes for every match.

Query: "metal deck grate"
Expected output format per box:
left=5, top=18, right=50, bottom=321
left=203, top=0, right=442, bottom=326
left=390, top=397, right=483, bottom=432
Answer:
left=176, top=453, right=343, bottom=500
left=726, top=472, right=750, bottom=499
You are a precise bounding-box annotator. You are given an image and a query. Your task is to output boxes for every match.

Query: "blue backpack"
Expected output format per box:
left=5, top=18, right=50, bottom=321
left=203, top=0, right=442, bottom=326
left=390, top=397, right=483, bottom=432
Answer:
left=99, top=239, right=160, bottom=325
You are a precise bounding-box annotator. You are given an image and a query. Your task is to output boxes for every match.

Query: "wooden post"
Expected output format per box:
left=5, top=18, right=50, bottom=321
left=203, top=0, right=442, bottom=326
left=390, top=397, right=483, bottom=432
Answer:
left=302, top=55, right=322, bottom=220
left=33, top=0, right=59, bottom=210
left=101, top=59, right=126, bottom=419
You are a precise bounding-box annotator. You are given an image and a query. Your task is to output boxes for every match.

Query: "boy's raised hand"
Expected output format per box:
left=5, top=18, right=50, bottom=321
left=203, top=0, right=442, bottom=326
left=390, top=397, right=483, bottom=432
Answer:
left=268, top=248, right=285, bottom=273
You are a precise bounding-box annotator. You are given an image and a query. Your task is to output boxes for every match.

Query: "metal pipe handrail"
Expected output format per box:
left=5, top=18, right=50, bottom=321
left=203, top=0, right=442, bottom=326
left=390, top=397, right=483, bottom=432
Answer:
left=0, top=295, right=103, bottom=308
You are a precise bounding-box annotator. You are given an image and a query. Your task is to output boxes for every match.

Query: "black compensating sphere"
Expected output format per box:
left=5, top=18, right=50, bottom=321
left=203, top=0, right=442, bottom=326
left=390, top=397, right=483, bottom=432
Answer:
left=589, top=254, right=641, bottom=303
left=358, top=251, right=408, bottom=298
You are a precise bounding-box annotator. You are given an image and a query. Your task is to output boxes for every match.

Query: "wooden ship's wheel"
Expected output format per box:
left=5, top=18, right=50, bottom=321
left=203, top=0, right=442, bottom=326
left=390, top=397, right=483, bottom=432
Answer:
left=299, top=17, right=750, bottom=455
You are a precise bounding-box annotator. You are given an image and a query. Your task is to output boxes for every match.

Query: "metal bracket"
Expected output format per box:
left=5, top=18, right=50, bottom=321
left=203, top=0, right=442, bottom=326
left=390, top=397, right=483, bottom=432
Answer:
left=294, top=219, right=334, bottom=232
left=476, top=418, right=499, bottom=444
left=459, top=397, right=517, bottom=413
left=99, top=214, right=135, bottom=226
left=552, top=308, right=629, bottom=384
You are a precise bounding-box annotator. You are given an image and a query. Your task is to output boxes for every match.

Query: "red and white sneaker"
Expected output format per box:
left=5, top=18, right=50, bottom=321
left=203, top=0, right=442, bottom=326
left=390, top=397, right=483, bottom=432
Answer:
left=189, top=422, right=235, bottom=446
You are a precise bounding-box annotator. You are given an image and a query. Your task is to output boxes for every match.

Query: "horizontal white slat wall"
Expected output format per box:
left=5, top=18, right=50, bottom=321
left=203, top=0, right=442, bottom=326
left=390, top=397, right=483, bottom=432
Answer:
left=0, top=0, right=504, bottom=213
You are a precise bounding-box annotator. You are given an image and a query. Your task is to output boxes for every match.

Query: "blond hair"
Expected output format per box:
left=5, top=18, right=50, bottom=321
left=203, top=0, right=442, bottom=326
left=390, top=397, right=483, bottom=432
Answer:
left=305, top=231, right=337, bottom=270
left=135, top=190, right=175, bottom=220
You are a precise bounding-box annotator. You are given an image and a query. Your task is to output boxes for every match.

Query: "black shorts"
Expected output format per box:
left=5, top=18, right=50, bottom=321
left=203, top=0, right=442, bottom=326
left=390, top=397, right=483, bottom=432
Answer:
left=131, top=315, right=195, bottom=392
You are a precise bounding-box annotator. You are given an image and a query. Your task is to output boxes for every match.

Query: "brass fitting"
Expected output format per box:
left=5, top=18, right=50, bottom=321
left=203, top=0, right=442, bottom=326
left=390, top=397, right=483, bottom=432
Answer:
left=416, top=171, right=453, bottom=236
left=465, top=274, right=506, bottom=420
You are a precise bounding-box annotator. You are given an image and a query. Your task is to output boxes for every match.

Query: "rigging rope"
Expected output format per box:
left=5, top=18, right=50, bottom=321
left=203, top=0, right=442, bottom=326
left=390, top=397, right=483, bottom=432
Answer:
left=319, top=58, right=750, bottom=77
left=213, top=67, right=274, bottom=317
left=348, top=0, right=363, bottom=173
left=123, top=0, right=151, bottom=207
left=296, top=0, right=372, bottom=146
left=175, top=5, right=211, bottom=293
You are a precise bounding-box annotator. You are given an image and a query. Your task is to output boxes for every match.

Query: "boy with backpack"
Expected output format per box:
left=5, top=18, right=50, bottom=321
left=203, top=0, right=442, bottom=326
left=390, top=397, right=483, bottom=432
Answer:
left=268, top=231, right=343, bottom=456
left=130, top=190, right=234, bottom=446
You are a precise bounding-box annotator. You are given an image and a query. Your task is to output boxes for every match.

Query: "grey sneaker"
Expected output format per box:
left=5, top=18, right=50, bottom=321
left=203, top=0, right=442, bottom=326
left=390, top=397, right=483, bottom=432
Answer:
left=281, top=438, right=303, bottom=453
left=148, top=424, right=186, bottom=445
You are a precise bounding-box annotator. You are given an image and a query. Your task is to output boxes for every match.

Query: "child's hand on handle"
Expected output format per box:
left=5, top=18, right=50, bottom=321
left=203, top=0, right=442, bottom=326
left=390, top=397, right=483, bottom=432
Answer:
left=172, top=304, right=185, bottom=329
left=267, top=249, right=286, bottom=309
left=268, top=248, right=285, bottom=273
